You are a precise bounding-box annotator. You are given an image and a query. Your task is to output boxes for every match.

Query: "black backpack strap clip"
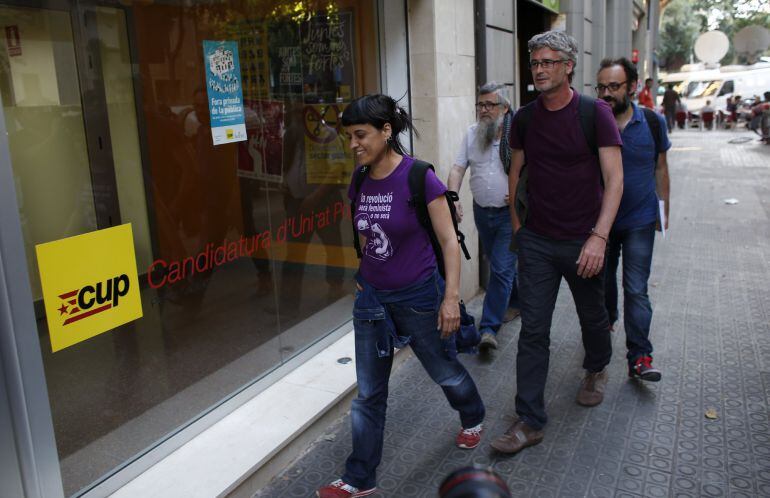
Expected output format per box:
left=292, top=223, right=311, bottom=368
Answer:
left=350, top=165, right=369, bottom=259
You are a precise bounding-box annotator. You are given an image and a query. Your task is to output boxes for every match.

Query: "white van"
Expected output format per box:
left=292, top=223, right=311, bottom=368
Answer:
left=657, top=67, right=720, bottom=106
left=684, top=64, right=770, bottom=113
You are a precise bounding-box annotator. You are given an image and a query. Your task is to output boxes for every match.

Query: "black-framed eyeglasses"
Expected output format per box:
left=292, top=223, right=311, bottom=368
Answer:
left=528, top=59, right=569, bottom=69
left=595, top=81, right=628, bottom=93
left=475, top=102, right=502, bottom=111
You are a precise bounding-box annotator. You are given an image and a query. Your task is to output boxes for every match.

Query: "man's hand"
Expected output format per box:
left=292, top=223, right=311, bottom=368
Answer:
left=454, top=200, right=464, bottom=223
left=437, top=299, right=460, bottom=338
left=576, top=235, right=607, bottom=278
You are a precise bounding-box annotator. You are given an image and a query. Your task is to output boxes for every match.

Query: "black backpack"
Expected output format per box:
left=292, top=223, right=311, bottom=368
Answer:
left=512, top=96, right=662, bottom=224
left=351, top=160, right=471, bottom=277
left=639, top=107, right=663, bottom=163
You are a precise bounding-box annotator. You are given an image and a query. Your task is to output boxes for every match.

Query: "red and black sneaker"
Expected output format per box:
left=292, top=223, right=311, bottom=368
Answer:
left=629, top=356, right=661, bottom=382
left=317, top=479, right=376, bottom=498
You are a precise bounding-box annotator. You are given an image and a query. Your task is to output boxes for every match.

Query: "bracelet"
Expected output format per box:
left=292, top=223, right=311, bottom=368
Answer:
left=589, top=228, right=608, bottom=243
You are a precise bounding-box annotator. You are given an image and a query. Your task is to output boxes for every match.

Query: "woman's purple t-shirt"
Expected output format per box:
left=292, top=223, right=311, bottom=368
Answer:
left=509, top=91, right=622, bottom=240
left=348, top=155, right=447, bottom=290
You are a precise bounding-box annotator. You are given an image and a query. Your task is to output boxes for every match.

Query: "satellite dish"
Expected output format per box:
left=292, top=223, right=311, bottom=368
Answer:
left=734, top=25, right=770, bottom=61
left=694, top=31, right=729, bottom=64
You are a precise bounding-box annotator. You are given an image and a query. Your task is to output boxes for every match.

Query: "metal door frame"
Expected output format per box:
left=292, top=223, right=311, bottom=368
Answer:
left=0, top=57, right=65, bottom=498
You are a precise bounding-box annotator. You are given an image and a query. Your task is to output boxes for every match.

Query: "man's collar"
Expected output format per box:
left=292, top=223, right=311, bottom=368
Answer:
left=628, top=102, right=644, bottom=124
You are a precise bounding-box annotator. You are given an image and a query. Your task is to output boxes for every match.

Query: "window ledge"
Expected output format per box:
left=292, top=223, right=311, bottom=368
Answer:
left=109, top=328, right=359, bottom=498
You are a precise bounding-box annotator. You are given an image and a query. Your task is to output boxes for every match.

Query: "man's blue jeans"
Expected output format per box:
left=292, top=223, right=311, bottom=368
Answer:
left=604, top=223, right=656, bottom=365
left=473, top=203, right=519, bottom=336
left=342, top=303, right=485, bottom=489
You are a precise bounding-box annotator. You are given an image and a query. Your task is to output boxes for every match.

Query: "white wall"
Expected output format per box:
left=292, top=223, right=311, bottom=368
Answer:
left=408, top=0, right=479, bottom=299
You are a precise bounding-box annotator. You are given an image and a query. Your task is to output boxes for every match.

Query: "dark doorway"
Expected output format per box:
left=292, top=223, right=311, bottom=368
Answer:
left=516, top=1, right=553, bottom=106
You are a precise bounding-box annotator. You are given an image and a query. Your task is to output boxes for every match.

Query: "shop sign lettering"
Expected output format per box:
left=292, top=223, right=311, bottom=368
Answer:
left=147, top=201, right=352, bottom=289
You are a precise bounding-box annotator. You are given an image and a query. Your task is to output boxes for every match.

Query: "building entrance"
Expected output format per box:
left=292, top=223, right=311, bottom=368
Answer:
left=516, top=0, right=554, bottom=106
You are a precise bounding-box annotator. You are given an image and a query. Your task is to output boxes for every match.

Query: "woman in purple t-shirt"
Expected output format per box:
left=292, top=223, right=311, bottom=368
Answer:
left=316, top=95, right=485, bottom=498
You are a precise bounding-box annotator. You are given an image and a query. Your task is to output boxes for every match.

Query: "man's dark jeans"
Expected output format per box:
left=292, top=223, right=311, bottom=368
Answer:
left=514, top=227, right=612, bottom=430
left=604, top=223, right=655, bottom=365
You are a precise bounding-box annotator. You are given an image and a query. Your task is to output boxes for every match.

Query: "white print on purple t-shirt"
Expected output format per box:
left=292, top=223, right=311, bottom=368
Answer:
left=355, top=191, right=395, bottom=261
left=355, top=213, right=393, bottom=260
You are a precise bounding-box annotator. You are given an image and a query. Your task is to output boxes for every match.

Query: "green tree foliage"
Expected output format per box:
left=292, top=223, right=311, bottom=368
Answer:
left=659, top=0, right=701, bottom=70
left=661, top=0, right=770, bottom=66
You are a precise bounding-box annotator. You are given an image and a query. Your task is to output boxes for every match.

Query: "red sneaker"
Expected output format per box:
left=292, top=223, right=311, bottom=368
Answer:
left=629, top=356, right=662, bottom=382
left=455, top=423, right=483, bottom=449
left=316, top=479, right=376, bottom=498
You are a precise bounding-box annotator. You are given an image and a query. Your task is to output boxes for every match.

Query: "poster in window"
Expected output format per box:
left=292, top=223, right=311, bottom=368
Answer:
left=203, top=40, right=247, bottom=145
left=300, top=11, right=355, bottom=102
left=303, top=103, right=353, bottom=185
left=237, top=20, right=271, bottom=100
left=238, top=99, right=284, bottom=181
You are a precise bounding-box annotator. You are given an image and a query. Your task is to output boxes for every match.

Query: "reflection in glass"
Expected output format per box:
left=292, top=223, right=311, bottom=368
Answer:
left=2, top=1, right=378, bottom=494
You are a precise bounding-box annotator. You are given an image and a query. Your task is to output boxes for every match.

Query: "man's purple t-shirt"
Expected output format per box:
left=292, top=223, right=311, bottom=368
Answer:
left=348, top=155, right=447, bottom=290
left=509, top=91, right=622, bottom=240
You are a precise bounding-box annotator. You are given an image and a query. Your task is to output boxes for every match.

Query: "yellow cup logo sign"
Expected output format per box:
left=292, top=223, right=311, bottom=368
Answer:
left=226, top=128, right=234, bottom=139
left=36, top=224, right=143, bottom=352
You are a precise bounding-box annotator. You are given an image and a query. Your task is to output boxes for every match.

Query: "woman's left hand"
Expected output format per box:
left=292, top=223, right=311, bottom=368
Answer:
left=437, top=299, right=460, bottom=339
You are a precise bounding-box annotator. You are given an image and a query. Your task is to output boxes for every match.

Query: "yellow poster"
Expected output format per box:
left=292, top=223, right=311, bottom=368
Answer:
left=35, top=224, right=143, bottom=352
left=303, top=103, right=354, bottom=184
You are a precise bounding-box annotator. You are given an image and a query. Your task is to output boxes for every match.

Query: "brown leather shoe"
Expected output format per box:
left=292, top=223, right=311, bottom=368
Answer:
left=490, top=417, right=544, bottom=454
left=576, top=369, right=608, bottom=407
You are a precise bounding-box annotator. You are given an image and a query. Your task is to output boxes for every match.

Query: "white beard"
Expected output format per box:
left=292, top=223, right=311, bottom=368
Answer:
left=475, top=115, right=503, bottom=150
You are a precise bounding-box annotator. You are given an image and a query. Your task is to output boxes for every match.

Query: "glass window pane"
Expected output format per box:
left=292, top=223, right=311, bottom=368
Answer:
left=2, top=1, right=381, bottom=494
left=0, top=6, right=96, bottom=301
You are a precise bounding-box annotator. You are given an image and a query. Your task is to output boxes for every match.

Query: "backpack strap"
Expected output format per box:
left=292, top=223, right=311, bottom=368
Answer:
left=408, top=160, right=471, bottom=277
left=407, top=160, right=432, bottom=232
left=515, top=102, right=535, bottom=162
left=577, top=94, right=598, bottom=157
left=350, top=165, right=369, bottom=259
left=445, top=190, right=471, bottom=261
left=641, top=107, right=662, bottom=165
left=499, top=110, right=513, bottom=175
left=513, top=102, right=535, bottom=227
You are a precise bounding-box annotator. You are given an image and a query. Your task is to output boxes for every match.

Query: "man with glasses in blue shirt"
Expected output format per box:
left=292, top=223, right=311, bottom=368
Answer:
left=596, top=57, right=670, bottom=382
left=491, top=31, right=623, bottom=456
left=448, top=82, right=521, bottom=352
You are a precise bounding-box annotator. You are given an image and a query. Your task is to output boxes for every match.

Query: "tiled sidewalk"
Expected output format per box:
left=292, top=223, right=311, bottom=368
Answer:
left=256, top=129, right=770, bottom=498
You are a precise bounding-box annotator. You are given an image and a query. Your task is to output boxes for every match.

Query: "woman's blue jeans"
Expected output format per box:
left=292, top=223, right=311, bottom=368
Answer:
left=604, top=223, right=656, bottom=364
left=342, top=301, right=485, bottom=489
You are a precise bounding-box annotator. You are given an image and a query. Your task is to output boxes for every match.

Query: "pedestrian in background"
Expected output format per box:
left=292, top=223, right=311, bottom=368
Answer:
left=638, top=77, right=655, bottom=109
left=448, top=81, right=521, bottom=352
left=662, top=84, right=680, bottom=132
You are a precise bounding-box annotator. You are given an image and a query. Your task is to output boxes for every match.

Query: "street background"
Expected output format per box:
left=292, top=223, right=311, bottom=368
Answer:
left=258, top=128, right=770, bottom=498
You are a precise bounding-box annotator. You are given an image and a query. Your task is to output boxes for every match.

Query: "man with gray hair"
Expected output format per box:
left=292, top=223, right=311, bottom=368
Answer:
left=490, top=31, right=624, bottom=455
left=448, top=82, right=520, bottom=351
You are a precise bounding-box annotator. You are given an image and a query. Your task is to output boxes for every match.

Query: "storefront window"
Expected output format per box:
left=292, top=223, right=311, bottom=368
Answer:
left=0, top=0, right=379, bottom=494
